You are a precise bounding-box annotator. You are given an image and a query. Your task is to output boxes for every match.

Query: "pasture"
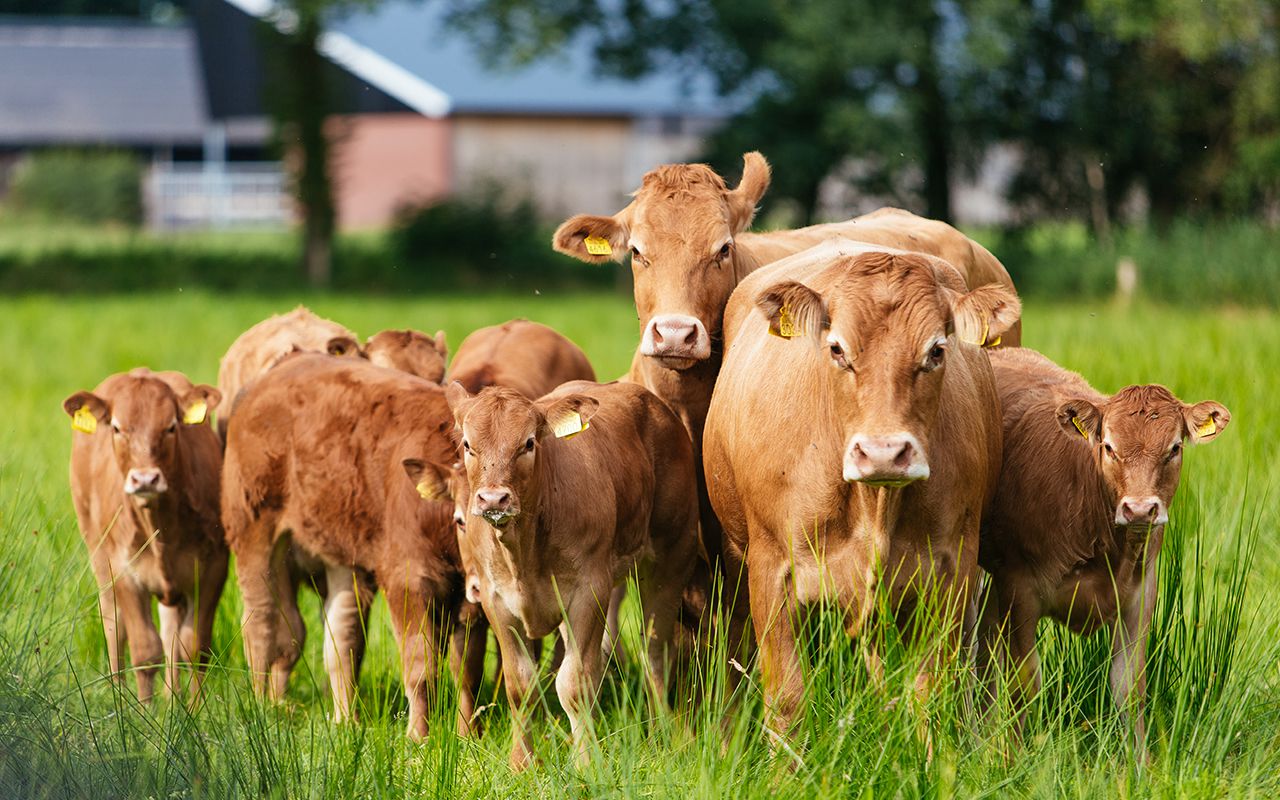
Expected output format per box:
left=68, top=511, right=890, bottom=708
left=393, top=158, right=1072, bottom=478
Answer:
left=0, top=290, right=1276, bottom=798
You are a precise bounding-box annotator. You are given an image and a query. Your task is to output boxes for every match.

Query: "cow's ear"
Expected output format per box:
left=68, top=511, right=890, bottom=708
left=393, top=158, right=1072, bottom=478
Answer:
left=432, top=330, right=449, bottom=360
left=445, top=381, right=474, bottom=426
left=1182, top=400, right=1230, bottom=444
left=179, top=385, right=221, bottom=426
left=756, top=280, right=827, bottom=342
left=402, top=458, right=453, bottom=502
left=553, top=213, right=628, bottom=264
left=1056, top=399, right=1102, bottom=445
left=539, top=395, right=601, bottom=441
left=727, top=151, right=771, bottom=234
left=327, top=336, right=362, bottom=358
left=948, top=283, right=1022, bottom=347
left=63, top=391, right=110, bottom=432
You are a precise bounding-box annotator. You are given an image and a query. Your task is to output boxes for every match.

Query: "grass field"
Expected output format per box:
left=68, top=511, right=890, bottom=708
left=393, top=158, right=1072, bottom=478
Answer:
left=0, top=290, right=1276, bottom=798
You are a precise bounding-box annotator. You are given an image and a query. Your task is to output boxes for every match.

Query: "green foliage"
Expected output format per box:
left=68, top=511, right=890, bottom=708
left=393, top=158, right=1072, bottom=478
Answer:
left=5, top=149, right=143, bottom=227
left=0, top=294, right=1277, bottom=796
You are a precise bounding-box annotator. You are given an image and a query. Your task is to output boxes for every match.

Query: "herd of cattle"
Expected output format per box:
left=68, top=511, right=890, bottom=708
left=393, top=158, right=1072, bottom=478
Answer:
left=62, top=152, right=1230, bottom=767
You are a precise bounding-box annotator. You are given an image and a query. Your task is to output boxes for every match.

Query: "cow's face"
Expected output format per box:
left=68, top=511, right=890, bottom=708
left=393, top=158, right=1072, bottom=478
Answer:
left=64, top=378, right=220, bottom=507
left=1057, top=387, right=1229, bottom=528
left=756, top=252, right=1020, bottom=488
left=445, top=382, right=600, bottom=536
left=403, top=456, right=482, bottom=601
left=364, top=329, right=448, bottom=384
left=553, top=153, right=771, bottom=370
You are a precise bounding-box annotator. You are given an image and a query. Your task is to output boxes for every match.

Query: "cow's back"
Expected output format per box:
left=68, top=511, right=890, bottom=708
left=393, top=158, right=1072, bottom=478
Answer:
left=450, top=320, right=595, bottom=399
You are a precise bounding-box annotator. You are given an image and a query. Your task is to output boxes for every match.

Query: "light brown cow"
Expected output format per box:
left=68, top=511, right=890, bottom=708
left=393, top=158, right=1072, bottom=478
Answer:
left=553, top=154, right=1022, bottom=634
left=221, top=354, right=482, bottom=740
left=365, top=328, right=449, bottom=383
left=446, top=380, right=700, bottom=769
left=64, top=368, right=227, bottom=702
left=703, top=246, right=1021, bottom=737
left=976, top=347, right=1230, bottom=756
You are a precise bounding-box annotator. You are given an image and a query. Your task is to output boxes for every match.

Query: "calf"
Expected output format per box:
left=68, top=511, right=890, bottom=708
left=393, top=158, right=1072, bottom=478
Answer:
left=447, top=380, right=700, bottom=769
left=64, top=368, right=227, bottom=702
left=365, top=328, right=449, bottom=383
left=703, top=247, right=1021, bottom=737
left=977, top=347, right=1230, bottom=755
left=222, top=354, right=482, bottom=739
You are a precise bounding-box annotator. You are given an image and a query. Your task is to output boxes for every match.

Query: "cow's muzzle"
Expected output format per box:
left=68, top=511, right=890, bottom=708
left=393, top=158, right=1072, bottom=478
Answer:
left=640, top=314, right=711, bottom=368
left=843, top=433, right=930, bottom=487
left=124, top=467, right=168, bottom=499
left=474, top=487, right=519, bottom=529
left=1115, top=495, right=1167, bottom=527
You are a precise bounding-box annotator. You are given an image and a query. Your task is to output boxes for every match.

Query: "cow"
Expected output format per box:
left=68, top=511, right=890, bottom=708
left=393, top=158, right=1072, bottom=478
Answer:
left=702, top=245, right=1021, bottom=739
left=552, top=154, right=1022, bottom=662
left=216, top=306, right=448, bottom=437
left=221, top=354, right=482, bottom=740
left=63, top=368, right=227, bottom=703
left=976, top=347, right=1230, bottom=757
left=446, top=380, right=700, bottom=770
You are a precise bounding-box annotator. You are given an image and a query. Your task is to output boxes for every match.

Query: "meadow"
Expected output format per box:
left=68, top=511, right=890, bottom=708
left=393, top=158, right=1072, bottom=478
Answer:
left=0, top=289, right=1276, bottom=798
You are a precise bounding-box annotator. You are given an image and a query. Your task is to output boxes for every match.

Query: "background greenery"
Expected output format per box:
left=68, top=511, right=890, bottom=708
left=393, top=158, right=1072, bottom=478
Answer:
left=0, top=290, right=1275, bottom=797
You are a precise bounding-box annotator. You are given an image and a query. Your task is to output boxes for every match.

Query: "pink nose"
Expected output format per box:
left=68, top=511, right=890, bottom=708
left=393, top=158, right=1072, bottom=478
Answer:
left=1117, top=496, right=1164, bottom=525
left=843, top=434, right=930, bottom=486
left=640, top=315, right=711, bottom=362
left=124, top=468, right=167, bottom=496
left=473, top=487, right=518, bottom=527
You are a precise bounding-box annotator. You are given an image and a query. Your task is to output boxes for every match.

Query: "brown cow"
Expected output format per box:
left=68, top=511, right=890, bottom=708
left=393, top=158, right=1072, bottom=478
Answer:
left=221, top=354, right=482, bottom=740
left=365, top=328, right=449, bottom=383
left=976, top=347, right=1230, bottom=756
left=64, top=368, right=227, bottom=702
left=446, top=380, right=700, bottom=769
left=703, top=247, right=1021, bottom=737
left=553, top=154, right=1021, bottom=647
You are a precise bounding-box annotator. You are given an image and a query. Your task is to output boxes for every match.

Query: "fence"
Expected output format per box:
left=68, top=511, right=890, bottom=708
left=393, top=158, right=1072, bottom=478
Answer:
left=145, top=162, right=291, bottom=230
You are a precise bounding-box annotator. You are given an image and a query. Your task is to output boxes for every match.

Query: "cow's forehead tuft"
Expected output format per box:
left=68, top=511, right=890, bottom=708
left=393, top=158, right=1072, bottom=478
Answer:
left=637, top=163, right=728, bottom=196
left=1110, top=385, right=1181, bottom=419
left=466, top=388, right=538, bottom=439
left=829, top=252, right=949, bottom=336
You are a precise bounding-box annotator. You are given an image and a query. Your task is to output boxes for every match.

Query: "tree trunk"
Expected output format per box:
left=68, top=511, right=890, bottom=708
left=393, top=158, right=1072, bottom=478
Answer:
left=290, top=12, right=334, bottom=288
left=917, top=7, right=952, bottom=223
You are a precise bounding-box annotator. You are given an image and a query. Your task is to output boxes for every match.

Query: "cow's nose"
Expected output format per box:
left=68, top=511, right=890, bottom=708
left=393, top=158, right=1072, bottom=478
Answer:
left=124, top=468, right=167, bottom=496
left=843, top=433, right=930, bottom=486
left=1116, top=496, right=1165, bottom=526
left=640, top=315, right=711, bottom=363
left=473, top=487, right=518, bottom=527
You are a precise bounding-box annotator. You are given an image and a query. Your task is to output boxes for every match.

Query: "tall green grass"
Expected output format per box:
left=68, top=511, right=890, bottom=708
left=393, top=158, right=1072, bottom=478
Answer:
left=0, top=293, right=1275, bottom=797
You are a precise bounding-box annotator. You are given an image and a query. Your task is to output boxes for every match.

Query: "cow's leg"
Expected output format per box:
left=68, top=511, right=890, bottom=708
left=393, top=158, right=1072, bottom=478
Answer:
left=910, top=552, right=976, bottom=707
left=449, top=604, right=487, bottom=737
left=602, top=585, right=626, bottom=665
left=721, top=544, right=754, bottom=697
left=158, top=599, right=187, bottom=698
left=489, top=599, right=539, bottom=771
left=383, top=581, right=438, bottom=741
left=323, top=564, right=374, bottom=724
left=190, top=550, right=228, bottom=697
left=1002, top=592, right=1042, bottom=736
left=89, top=555, right=126, bottom=683
left=116, top=582, right=163, bottom=703
left=746, top=542, right=802, bottom=739
left=557, top=583, right=608, bottom=767
left=236, top=529, right=296, bottom=700
left=1111, top=559, right=1158, bottom=762
left=638, top=565, right=688, bottom=713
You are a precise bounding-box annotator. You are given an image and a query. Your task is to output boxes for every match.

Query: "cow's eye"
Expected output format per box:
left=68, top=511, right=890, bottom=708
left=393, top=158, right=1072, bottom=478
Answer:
left=922, top=343, right=946, bottom=372
left=828, top=342, right=850, bottom=370
left=523, top=437, right=535, bottom=453
left=718, top=242, right=732, bottom=260
left=631, top=247, right=647, bottom=266
left=462, top=440, right=472, bottom=454
left=1167, top=442, right=1182, bottom=461
left=454, top=510, right=467, bottom=530
left=165, top=422, right=177, bottom=435
left=1104, top=442, right=1117, bottom=459
left=110, top=420, right=122, bottom=434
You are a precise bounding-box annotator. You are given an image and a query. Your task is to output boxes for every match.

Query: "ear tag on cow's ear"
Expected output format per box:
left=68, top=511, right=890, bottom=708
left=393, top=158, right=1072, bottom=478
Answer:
left=584, top=235, right=613, bottom=257
left=1196, top=417, right=1216, bottom=438
left=985, top=335, right=1002, bottom=348
left=182, top=399, right=208, bottom=426
left=772, top=302, right=801, bottom=339
left=416, top=480, right=441, bottom=501
left=72, top=406, right=97, bottom=434
left=1071, top=416, right=1089, bottom=439
left=550, top=410, right=588, bottom=439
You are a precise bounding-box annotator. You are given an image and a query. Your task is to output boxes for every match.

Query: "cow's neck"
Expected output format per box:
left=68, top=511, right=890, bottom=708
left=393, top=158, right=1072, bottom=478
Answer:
left=630, top=355, right=720, bottom=449
left=120, top=491, right=182, bottom=555
left=845, top=482, right=907, bottom=571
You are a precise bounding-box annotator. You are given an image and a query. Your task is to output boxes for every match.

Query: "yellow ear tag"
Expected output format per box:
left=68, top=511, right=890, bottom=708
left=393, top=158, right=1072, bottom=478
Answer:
left=1196, top=418, right=1216, bottom=438
left=182, top=399, right=208, bottom=426
left=1072, top=416, right=1089, bottom=439
left=584, top=236, right=613, bottom=256
left=772, top=302, right=801, bottom=339
left=985, top=335, right=1002, bottom=348
left=551, top=410, right=588, bottom=439
left=72, top=406, right=97, bottom=434
left=416, top=480, right=441, bottom=501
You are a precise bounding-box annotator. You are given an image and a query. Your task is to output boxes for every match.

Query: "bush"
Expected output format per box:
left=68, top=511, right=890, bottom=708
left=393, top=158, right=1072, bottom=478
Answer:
left=6, top=149, right=143, bottom=226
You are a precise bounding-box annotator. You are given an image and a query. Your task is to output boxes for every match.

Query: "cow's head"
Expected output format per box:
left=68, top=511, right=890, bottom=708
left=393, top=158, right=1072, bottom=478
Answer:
left=364, top=329, right=448, bottom=384
left=402, top=455, right=483, bottom=602
left=64, top=376, right=221, bottom=506
left=756, top=252, right=1020, bottom=487
left=1057, top=386, right=1229, bottom=529
left=446, top=381, right=600, bottom=535
left=554, top=152, right=771, bottom=369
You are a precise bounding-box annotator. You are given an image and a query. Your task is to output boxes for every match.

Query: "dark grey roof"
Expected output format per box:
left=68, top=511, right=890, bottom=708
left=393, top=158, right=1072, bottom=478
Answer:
left=0, top=21, right=207, bottom=145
